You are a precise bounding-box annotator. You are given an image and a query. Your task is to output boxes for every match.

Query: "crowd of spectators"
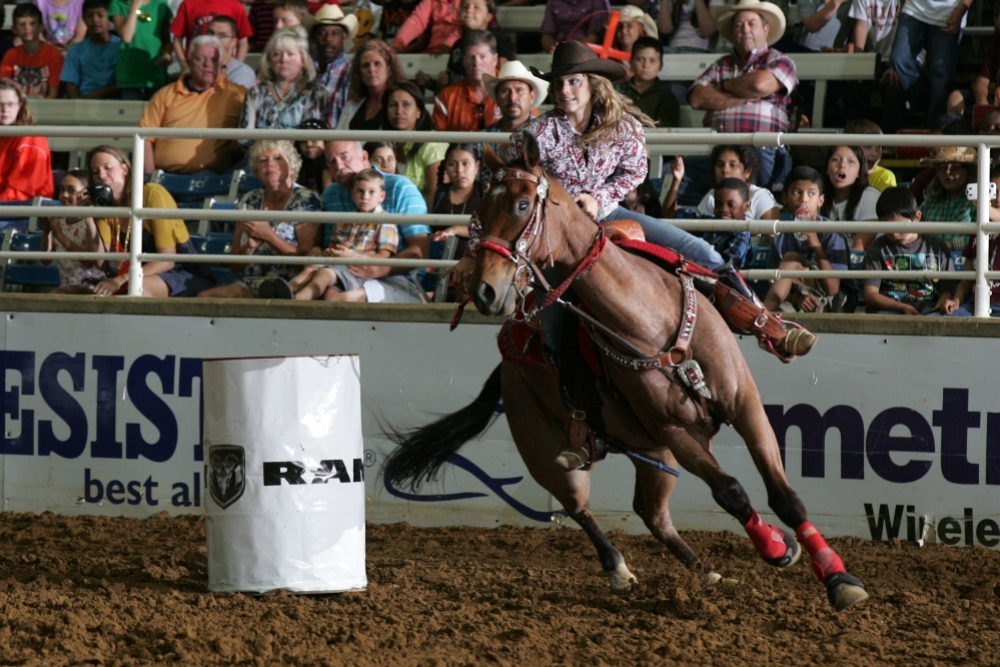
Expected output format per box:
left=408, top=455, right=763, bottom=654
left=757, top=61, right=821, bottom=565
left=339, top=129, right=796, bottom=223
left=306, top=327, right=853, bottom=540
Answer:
left=0, top=0, right=995, bottom=316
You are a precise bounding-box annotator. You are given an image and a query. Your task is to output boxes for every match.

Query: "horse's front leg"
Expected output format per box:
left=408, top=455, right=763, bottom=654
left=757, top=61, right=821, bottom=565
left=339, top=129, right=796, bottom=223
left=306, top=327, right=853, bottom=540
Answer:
left=631, top=450, right=721, bottom=584
left=502, top=363, right=637, bottom=593
left=729, top=386, right=869, bottom=611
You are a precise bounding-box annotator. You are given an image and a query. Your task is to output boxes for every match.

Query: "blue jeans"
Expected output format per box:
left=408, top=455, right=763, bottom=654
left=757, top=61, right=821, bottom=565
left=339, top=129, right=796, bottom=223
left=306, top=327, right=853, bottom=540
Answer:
left=755, top=146, right=793, bottom=191
left=602, top=206, right=724, bottom=269
left=890, top=13, right=961, bottom=127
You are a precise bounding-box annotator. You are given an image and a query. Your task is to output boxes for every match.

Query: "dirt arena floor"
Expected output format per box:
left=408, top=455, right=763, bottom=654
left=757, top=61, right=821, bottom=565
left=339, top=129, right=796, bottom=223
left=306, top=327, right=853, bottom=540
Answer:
left=1, top=513, right=999, bottom=666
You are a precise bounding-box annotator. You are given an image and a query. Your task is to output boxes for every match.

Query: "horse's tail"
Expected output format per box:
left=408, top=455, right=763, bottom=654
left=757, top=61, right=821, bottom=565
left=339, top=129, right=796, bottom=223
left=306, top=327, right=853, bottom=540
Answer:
left=384, top=363, right=503, bottom=492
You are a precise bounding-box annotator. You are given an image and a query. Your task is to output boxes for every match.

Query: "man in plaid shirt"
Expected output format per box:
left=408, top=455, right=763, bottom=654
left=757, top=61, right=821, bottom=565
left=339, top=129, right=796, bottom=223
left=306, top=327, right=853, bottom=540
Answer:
left=689, top=0, right=797, bottom=189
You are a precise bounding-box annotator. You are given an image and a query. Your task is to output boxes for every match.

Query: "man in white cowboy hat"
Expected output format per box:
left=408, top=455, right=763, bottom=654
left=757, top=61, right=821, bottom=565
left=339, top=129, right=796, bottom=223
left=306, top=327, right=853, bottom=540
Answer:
left=616, top=5, right=659, bottom=56
left=312, top=3, right=358, bottom=127
left=688, top=0, right=798, bottom=189
left=482, top=60, right=549, bottom=135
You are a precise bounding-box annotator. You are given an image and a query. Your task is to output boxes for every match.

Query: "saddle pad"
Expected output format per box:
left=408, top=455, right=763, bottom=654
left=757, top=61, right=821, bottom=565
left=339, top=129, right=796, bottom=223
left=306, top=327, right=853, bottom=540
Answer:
left=613, top=238, right=718, bottom=280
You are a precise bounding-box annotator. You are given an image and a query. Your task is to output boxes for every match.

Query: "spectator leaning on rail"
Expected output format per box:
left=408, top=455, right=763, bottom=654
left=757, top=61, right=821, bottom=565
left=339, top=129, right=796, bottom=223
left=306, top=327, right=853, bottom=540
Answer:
left=312, top=4, right=358, bottom=128
left=60, top=0, right=121, bottom=100
left=0, top=79, right=53, bottom=202
left=197, top=140, right=322, bottom=299
left=239, top=27, right=331, bottom=152
left=322, top=140, right=434, bottom=291
left=139, top=35, right=247, bottom=176
left=109, top=0, right=173, bottom=101
left=206, top=16, right=256, bottom=90
left=433, top=30, right=502, bottom=131
left=86, top=145, right=216, bottom=297
left=688, top=0, right=797, bottom=190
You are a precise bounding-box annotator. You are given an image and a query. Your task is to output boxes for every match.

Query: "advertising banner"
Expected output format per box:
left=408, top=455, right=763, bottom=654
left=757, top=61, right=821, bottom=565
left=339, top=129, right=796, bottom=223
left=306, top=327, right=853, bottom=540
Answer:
left=2, top=310, right=999, bottom=549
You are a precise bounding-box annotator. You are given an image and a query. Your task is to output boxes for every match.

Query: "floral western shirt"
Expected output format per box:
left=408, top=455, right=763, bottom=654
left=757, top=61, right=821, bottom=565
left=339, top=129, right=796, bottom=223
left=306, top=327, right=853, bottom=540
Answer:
left=466, top=109, right=648, bottom=254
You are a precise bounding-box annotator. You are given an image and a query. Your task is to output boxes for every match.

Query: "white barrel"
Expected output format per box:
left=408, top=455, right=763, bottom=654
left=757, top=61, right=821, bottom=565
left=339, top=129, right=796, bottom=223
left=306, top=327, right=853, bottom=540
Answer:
left=203, top=355, right=366, bottom=593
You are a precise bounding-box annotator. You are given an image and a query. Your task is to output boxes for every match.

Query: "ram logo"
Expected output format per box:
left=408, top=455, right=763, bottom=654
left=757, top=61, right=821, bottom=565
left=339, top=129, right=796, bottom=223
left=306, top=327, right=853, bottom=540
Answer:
left=208, top=445, right=245, bottom=509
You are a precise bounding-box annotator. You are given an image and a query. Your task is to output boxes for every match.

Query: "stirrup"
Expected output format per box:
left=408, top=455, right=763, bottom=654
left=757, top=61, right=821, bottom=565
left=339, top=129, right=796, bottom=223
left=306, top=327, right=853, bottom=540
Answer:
left=555, top=448, right=590, bottom=471
left=764, top=320, right=818, bottom=362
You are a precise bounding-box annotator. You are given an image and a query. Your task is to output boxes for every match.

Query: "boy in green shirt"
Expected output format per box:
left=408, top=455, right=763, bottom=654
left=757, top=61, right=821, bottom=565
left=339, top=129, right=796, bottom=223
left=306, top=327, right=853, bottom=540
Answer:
left=614, top=36, right=678, bottom=128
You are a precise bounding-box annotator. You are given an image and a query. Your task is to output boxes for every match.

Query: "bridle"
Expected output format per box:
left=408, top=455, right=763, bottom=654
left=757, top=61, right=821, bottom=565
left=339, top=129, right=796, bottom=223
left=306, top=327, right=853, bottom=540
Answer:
left=475, top=166, right=607, bottom=321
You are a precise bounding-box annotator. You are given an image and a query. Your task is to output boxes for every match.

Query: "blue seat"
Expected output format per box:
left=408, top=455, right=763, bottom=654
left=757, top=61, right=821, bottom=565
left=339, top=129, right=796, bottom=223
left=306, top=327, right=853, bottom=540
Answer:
left=748, top=246, right=771, bottom=269
left=204, top=233, right=236, bottom=286
left=188, top=234, right=208, bottom=254
left=3, top=232, right=60, bottom=290
left=150, top=170, right=233, bottom=203
left=0, top=200, right=33, bottom=232
left=237, top=173, right=262, bottom=194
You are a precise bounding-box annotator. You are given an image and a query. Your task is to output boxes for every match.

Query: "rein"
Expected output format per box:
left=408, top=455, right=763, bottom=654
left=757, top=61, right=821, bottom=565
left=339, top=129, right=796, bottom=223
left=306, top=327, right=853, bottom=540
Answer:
left=475, top=166, right=609, bottom=321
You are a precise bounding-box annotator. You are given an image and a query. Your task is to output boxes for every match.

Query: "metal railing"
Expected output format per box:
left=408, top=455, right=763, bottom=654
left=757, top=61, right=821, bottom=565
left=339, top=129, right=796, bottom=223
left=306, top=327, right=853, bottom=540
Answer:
left=7, top=126, right=1000, bottom=316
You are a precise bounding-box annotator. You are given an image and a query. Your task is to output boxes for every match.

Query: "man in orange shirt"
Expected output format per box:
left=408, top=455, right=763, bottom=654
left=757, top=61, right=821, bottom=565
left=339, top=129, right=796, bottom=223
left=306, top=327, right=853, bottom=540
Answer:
left=139, top=35, right=247, bottom=175
left=432, top=30, right=501, bottom=131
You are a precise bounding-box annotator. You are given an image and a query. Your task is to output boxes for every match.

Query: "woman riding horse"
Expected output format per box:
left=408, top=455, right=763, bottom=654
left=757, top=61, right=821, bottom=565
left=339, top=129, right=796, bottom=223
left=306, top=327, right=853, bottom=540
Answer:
left=451, top=41, right=815, bottom=360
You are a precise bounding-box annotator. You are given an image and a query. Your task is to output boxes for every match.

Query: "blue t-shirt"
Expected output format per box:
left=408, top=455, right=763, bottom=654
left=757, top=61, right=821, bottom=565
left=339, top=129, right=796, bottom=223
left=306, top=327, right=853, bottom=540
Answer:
left=321, top=168, right=430, bottom=248
left=60, top=35, right=121, bottom=96
left=769, top=217, right=850, bottom=271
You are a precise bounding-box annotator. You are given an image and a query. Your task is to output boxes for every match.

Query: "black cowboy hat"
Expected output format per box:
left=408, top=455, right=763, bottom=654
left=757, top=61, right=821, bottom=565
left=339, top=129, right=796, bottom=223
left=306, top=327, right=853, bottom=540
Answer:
left=530, top=41, right=628, bottom=83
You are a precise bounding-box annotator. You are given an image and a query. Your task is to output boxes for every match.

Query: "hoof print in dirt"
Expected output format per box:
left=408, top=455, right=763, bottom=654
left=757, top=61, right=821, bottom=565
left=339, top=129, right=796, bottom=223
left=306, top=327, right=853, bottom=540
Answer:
left=826, top=572, right=869, bottom=611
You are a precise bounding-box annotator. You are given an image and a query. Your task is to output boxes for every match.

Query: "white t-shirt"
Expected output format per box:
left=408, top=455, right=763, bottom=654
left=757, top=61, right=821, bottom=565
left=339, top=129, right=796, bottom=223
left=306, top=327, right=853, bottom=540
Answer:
left=669, top=0, right=725, bottom=51
left=901, top=0, right=966, bottom=29
left=697, top=184, right=780, bottom=219
left=829, top=186, right=880, bottom=221
left=796, top=0, right=843, bottom=51
left=849, top=0, right=901, bottom=60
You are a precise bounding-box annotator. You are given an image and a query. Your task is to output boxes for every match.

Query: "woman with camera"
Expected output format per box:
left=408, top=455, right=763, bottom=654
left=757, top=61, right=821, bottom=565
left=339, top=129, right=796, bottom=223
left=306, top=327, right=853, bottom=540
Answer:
left=0, top=78, right=53, bottom=205
left=79, top=145, right=215, bottom=297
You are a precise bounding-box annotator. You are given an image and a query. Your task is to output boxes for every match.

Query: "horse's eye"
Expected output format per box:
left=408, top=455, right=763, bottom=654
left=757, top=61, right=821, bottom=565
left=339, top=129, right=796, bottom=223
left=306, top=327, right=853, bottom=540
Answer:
left=517, top=200, right=530, bottom=213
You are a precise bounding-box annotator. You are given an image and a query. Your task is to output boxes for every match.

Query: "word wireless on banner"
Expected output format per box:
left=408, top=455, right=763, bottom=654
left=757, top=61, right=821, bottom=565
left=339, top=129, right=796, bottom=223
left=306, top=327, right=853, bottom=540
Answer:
left=203, top=355, right=366, bottom=594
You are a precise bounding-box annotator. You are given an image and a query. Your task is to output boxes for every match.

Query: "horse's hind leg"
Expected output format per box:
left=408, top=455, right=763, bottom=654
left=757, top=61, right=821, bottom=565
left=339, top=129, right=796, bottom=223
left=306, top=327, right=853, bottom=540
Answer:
left=729, top=386, right=869, bottom=611
left=631, top=452, right=720, bottom=583
left=501, top=363, right=636, bottom=593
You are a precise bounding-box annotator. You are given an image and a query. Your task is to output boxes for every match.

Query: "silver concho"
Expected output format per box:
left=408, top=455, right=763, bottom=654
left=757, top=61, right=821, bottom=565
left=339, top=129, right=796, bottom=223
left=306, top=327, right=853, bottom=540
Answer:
left=676, top=359, right=712, bottom=399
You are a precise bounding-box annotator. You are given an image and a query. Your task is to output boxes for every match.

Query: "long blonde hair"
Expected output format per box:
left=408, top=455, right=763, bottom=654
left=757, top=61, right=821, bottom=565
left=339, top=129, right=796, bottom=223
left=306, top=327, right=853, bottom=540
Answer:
left=581, top=74, right=655, bottom=146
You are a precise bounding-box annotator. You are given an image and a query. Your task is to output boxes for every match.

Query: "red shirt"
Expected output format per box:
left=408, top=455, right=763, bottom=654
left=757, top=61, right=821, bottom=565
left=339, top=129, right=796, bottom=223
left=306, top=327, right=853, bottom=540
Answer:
left=0, top=44, right=63, bottom=98
left=0, top=135, right=54, bottom=201
left=171, top=0, right=254, bottom=43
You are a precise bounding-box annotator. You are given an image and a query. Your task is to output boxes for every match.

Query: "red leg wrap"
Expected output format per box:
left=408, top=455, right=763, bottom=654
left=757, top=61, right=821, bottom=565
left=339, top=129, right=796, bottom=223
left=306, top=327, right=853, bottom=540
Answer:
left=796, top=522, right=846, bottom=582
left=743, top=510, right=789, bottom=560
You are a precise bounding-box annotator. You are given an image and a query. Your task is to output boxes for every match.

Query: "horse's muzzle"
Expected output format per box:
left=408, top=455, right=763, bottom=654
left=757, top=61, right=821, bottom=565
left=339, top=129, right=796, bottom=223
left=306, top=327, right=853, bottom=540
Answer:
left=473, top=280, right=515, bottom=317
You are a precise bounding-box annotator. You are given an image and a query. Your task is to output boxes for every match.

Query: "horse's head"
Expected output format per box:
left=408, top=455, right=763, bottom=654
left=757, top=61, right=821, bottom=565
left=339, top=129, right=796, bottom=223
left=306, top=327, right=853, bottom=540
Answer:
left=471, top=133, right=555, bottom=317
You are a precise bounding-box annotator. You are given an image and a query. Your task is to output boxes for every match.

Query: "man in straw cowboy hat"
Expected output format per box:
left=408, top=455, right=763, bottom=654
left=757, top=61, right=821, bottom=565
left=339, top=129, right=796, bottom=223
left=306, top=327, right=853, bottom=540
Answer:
left=482, top=59, right=549, bottom=134
left=689, top=0, right=797, bottom=189
left=312, top=3, right=358, bottom=127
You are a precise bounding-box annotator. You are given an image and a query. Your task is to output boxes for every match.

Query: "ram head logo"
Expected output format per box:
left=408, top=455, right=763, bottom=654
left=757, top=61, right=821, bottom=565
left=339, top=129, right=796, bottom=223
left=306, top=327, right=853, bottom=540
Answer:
left=208, top=445, right=245, bottom=510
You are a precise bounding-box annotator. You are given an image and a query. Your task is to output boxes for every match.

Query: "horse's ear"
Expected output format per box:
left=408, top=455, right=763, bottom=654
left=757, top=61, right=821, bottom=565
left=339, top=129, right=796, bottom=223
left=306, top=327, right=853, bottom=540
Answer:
left=483, top=144, right=505, bottom=174
left=521, top=132, right=541, bottom=170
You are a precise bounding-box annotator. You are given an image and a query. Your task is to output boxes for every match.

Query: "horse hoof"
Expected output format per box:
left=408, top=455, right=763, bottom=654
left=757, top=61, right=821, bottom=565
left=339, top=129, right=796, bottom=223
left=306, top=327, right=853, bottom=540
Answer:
left=826, top=572, right=869, bottom=611
left=609, top=565, right=638, bottom=593
left=762, top=527, right=802, bottom=569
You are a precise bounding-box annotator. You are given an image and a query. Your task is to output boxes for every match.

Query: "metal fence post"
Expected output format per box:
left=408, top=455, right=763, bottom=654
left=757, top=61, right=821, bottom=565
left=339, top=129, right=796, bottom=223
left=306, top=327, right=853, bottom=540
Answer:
left=976, top=143, right=990, bottom=317
left=127, top=133, right=144, bottom=296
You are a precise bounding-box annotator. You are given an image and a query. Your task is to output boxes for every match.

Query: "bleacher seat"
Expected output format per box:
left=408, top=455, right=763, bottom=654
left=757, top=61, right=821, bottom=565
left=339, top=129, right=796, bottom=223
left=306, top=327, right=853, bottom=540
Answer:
left=849, top=249, right=866, bottom=270
left=1, top=230, right=60, bottom=291
left=952, top=251, right=967, bottom=271
left=150, top=170, right=234, bottom=203
left=205, top=232, right=237, bottom=287
left=200, top=198, right=238, bottom=235
left=0, top=200, right=34, bottom=233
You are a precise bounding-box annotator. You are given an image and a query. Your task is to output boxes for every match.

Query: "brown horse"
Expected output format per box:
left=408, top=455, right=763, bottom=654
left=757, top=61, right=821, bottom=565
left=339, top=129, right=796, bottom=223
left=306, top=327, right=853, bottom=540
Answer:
left=386, top=135, right=869, bottom=611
